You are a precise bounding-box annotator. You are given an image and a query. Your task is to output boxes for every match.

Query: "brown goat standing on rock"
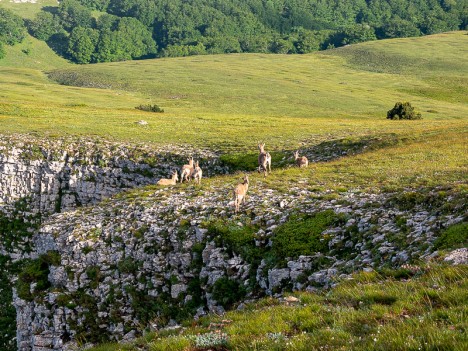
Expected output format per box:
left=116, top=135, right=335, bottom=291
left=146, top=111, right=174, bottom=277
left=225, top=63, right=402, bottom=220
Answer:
left=180, top=157, right=194, bottom=182
left=233, top=175, right=249, bottom=213
left=294, top=150, right=309, bottom=168
left=258, top=143, right=271, bottom=177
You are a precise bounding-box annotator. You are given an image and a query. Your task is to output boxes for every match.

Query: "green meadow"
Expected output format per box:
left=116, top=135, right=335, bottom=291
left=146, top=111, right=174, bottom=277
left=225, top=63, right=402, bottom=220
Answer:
left=1, top=30, right=467, bottom=192
left=1, top=31, right=467, bottom=149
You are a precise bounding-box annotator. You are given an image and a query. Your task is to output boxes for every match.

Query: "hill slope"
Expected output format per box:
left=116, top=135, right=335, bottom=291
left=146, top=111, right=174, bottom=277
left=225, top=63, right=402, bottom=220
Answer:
left=1, top=32, right=467, bottom=152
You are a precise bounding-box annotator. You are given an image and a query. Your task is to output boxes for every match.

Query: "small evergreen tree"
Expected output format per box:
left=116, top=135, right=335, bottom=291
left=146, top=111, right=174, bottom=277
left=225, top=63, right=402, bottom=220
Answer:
left=387, top=102, right=422, bottom=120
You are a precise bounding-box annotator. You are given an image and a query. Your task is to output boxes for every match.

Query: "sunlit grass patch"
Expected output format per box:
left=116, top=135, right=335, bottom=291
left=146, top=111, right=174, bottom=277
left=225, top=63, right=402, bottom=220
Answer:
left=1, top=33, right=467, bottom=150
left=86, top=265, right=467, bottom=351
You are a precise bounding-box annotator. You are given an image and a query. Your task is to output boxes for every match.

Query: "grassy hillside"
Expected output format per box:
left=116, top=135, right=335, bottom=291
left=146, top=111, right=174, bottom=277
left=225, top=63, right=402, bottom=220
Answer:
left=0, top=0, right=57, bottom=20
left=89, top=265, right=468, bottom=351
left=1, top=32, right=466, bottom=193
left=1, top=32, right=467, bottom=151
left=0, top=33, right=70, bottom=70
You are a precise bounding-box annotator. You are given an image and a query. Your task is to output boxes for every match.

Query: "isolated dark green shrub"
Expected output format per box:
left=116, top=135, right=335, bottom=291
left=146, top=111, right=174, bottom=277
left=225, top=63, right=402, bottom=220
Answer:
left=212, top=277, right=246, bottom=309
left=135, top=104, right=164, bottom=113
left=16, top=251, right=61, bottom=301
left=434, top=222, right=468, bottom=250
left=387, top=102, right=422, bottom=120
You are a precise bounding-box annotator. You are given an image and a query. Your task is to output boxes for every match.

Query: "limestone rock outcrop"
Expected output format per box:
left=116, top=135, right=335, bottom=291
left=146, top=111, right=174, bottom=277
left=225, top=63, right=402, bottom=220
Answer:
left=1, top=134, right=465, bottom=351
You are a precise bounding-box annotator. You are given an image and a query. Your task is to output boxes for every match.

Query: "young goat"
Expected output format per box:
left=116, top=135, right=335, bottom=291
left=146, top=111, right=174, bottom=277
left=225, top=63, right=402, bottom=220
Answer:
left=293, top=150, right=309, bottom=168
left=157, top=170, right=179, bottom=186
left=180, top=157, right=194, bottom=183
left=258, top=143, right=272, bottom=177
left=192, top=161, right=203, bottom=185
left=233, top=174, right=249, bottom=213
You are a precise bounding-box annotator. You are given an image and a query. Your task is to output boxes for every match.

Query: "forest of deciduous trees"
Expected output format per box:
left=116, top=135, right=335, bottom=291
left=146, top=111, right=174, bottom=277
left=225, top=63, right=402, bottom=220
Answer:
left=1, top=0, right=467, bottom=63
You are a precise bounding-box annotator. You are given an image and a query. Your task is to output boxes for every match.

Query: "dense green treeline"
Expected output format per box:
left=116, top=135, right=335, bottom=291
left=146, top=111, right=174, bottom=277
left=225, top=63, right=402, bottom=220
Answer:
left=1, top=0, right=467, bottom=63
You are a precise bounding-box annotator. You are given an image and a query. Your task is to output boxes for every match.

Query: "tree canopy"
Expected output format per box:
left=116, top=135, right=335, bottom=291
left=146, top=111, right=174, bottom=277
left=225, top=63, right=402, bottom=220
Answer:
left=24, top=0, right=468, bottom=63
left=0, top=8, right=26, bottom=46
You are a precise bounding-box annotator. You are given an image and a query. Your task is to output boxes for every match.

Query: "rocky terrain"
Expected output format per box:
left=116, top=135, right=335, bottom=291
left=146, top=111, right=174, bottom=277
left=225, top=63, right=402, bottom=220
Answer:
left=0, top=134, right=466, bottom=351
left=0, top=134, right=226, bottom=215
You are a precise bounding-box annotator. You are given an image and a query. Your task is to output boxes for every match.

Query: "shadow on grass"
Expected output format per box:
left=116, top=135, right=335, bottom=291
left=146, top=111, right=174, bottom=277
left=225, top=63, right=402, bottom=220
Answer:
left=219, top=134, right=404, bottom=172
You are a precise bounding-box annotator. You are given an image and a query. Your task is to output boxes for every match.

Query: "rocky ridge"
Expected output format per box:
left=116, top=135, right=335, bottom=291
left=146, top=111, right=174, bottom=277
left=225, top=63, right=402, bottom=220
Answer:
left=17, top=181, right=465, bottom=350
left=0, top=134, right=465, bottom=351
left=0, top=134, right=226, bottom=351
left=0, top=134, right=226, bottom=216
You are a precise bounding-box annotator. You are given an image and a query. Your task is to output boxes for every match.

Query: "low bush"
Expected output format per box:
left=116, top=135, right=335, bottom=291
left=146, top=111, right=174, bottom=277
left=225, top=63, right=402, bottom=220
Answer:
left=387, top=101, right=422, bottom=120
left=434, top=222, right=468, bottom=250
left=135, top=104, right=164, bottom=113
left=212, top=277, right=246, bottom=309
left=16, top=251, right=61, bottom=301
left=189, top=331, right=229, bottom=350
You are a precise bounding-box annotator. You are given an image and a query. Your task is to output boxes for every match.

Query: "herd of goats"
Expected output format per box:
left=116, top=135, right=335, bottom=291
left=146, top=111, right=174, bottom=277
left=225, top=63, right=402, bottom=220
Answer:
left=157, top=143, right=309, bottom=212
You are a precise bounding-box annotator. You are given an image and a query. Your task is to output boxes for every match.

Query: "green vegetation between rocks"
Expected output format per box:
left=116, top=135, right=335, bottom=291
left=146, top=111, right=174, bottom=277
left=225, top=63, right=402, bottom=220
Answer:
left=0, top=198, right=41, bottom=351
left=0, top=256, right=21, bottom=351
left=271, top=210, right=345, bottom=261
left=434, top=222, right=468, bottom=251
left=16, top=250, right=61, bottom=301
left=86, top=264, right=468, bottom=351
